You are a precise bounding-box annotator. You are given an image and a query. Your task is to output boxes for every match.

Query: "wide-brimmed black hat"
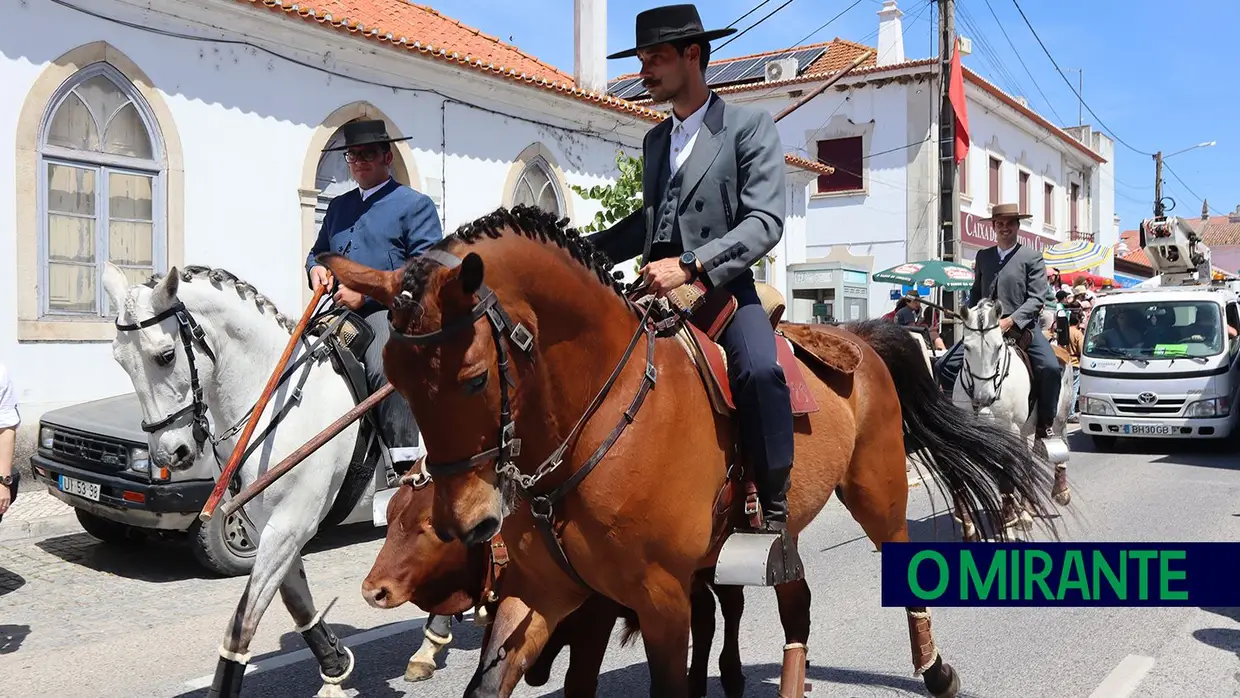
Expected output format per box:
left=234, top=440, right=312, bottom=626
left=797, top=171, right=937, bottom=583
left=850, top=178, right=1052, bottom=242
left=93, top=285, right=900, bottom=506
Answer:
left=322, top=119, right=412, bottom=152
left=607, top=4, right=737, bottom=60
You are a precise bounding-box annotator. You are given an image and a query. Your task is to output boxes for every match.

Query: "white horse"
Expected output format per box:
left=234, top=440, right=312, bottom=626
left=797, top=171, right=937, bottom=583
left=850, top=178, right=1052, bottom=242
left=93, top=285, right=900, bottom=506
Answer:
left=101, top=263, right=454, bottom=698
left=951, top=298, right=1073, bottom=539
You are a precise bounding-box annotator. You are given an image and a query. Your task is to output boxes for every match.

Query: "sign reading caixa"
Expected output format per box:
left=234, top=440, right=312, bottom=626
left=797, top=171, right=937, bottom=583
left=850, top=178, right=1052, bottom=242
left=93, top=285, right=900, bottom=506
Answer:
left=960, top=211, right=1057, bottom=252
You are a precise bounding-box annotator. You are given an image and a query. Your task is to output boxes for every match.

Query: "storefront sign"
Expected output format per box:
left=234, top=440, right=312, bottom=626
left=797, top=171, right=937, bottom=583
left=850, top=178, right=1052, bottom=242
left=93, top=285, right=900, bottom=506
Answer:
left=959, top=211, right=1058, bottom=253
left=792, top=270, right=834, bottom=288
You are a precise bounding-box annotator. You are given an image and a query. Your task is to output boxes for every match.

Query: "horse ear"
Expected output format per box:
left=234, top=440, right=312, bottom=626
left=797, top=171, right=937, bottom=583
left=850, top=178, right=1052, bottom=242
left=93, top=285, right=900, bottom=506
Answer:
left=459, top=253, right=484, bottom=296
left=317, top=253, right=402, bottom=308
left=102, top=262, right=130, bottom=313
left=152, top=266, right=180, bottom=307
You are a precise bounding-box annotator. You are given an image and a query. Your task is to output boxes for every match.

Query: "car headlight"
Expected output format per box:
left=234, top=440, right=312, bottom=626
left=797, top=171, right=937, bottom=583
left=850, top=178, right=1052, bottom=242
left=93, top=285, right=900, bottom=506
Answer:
left=40, top=427, right=54, bottom=449
left=1081, top=397, right=1115, bottom=416
left=129, top=448, right=151, bottom=473
left=1186, top=397, right=1230, bottom=418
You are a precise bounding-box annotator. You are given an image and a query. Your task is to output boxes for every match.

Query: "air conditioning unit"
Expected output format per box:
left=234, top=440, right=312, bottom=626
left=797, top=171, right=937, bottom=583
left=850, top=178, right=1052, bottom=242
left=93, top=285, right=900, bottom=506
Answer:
left=764, top=58, right=799, bottom=83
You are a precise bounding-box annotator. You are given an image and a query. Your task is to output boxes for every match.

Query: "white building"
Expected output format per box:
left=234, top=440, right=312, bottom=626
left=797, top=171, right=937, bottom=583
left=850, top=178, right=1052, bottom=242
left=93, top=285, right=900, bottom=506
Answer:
left=609, top=0, right=1116, bottom=322
left=1, top=0, right=828, bottom=461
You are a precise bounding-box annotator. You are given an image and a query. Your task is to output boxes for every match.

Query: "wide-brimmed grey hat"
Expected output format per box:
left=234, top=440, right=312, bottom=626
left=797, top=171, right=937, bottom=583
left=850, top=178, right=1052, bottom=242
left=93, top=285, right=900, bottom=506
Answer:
left=607, top=4, right=737, bottom=60
left=322, top=119, right=411, bottom=152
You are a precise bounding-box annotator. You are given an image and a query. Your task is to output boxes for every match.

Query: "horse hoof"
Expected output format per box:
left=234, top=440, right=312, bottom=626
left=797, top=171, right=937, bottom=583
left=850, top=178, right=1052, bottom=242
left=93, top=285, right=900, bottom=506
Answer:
left=404, top=660, right=436, bottom=682
left=923, top=657, right=960, bottom=698
left=1053, top=488, right=1071, bottom=506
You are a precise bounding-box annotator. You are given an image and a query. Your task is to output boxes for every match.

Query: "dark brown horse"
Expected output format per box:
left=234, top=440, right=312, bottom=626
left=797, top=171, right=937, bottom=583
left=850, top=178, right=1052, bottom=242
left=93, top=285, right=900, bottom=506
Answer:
left=320, top=205, right=1057, bottom=698
left=360, top=473, right=747, bottom=696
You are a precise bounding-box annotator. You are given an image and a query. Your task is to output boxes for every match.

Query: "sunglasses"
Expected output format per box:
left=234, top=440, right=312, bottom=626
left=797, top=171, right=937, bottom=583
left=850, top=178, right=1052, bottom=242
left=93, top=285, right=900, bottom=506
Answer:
left=344, top=148, right=383, bottom=163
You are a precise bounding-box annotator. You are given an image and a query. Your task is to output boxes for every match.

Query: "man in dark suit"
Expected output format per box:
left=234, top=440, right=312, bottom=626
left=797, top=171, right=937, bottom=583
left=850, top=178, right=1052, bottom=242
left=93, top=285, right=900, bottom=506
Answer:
left=936, top=203, right=1063, bottom=439
left=589, top=5, right=795, bottom=537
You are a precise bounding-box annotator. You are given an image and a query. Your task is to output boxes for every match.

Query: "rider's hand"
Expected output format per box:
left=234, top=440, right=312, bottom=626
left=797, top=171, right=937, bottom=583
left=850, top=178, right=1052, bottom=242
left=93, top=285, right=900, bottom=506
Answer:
left=639, top=258, right=693, bottom=297
left=0, top=484, right=10, bottom=516
left=334, top=285, right=365, bottom=310
left=310, top=265, right=333, bottom=289
left=999, top=317, right=1015, bottom=334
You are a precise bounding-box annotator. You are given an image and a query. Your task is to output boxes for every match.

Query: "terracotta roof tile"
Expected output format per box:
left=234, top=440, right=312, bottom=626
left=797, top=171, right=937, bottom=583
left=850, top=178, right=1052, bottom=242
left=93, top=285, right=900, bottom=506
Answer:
left=232, top=0, right=666, bottom=122
left=784, top=154, right=834, bottom=176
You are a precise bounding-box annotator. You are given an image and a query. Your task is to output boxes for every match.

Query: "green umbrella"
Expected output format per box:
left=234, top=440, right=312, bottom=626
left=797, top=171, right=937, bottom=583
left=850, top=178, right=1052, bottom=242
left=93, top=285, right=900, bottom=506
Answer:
left=872, top=260, right=975, bottom=291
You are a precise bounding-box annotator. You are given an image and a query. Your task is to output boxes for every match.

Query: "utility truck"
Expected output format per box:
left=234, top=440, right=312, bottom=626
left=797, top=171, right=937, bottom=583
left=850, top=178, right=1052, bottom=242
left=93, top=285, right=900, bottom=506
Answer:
left=1077, top=215, right=1240, bottom=449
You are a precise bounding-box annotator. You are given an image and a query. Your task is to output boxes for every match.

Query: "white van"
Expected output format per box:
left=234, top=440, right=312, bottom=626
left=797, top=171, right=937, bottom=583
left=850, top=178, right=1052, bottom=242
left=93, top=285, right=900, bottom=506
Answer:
left=1077, top=281, right=1240, bottom=448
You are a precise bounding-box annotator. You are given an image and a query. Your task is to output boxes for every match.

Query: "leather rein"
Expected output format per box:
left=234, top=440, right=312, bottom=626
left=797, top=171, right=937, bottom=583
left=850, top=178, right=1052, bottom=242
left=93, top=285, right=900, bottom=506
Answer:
left=387, top=249, right=660, bottom=597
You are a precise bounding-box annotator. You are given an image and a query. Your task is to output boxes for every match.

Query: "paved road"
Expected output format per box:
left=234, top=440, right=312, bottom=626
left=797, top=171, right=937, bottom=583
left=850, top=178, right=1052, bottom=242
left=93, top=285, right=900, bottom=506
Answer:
left=2, top=431, right=1239, bottom=697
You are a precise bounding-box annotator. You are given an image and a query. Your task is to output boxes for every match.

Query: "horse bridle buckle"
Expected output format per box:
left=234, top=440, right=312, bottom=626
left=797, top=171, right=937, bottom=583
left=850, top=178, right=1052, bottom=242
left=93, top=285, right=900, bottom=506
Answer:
left=510, top=324, right=534, bottom=353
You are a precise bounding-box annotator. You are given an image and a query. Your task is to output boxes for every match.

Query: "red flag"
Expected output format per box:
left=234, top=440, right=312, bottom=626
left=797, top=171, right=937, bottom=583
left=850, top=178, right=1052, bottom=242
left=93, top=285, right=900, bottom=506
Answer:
left=948, top=41, right=970, bottom=165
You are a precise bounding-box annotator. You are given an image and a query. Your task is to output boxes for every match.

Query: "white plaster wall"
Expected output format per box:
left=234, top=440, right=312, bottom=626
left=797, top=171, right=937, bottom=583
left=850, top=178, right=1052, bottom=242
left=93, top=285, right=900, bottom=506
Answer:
left=0, top=0, right=639, bottom=427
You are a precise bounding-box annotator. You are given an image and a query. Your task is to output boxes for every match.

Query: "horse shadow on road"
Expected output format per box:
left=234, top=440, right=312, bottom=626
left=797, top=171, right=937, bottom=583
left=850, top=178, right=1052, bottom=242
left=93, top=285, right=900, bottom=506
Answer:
left=172, top=615, right=487, bottom=698
left=31, top=521, right=385, bottom=583
left=1193, top=606, right=1240, bottom=670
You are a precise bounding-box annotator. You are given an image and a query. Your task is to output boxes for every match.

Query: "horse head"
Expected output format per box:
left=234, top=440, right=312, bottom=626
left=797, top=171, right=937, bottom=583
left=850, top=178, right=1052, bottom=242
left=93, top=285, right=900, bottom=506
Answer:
left=321, top=205, right=637, bottom=549
left=959, top=298, right=1011, bottom=411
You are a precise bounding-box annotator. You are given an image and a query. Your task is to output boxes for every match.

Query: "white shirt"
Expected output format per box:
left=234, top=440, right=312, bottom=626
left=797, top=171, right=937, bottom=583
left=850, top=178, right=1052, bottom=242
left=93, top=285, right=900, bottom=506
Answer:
left=669, top=96, right=712, bottom=177
left=996, top=244, right=1016, bottom=264
left=0, top=363, right=19, bottom=430
left=360, top=178, right=392, bottom=201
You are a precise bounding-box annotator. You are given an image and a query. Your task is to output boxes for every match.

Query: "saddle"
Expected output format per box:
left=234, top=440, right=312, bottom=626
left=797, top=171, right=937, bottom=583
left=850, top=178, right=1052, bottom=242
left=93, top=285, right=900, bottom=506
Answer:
left=1006, top=327, right=1070, bottom=417
left=663, top=280, right=864, bottom=537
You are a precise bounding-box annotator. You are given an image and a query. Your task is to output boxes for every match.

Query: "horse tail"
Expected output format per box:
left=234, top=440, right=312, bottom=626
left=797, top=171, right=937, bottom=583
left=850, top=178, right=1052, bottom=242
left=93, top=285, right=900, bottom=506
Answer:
left=846, top=319, right=1061, bottom=540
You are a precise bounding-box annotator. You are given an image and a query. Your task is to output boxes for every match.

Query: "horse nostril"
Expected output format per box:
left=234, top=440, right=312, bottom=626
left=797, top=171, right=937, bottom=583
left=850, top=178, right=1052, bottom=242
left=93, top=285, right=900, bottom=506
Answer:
left=433, top=523, right=456, bottom=543
left=174, top=444, right=192, bottom=462
left=462, top=516, right=500, bottom=547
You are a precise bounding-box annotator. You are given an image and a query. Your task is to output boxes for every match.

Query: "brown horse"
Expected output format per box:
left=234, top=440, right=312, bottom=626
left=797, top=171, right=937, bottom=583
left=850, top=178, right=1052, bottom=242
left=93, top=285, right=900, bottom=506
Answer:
left=320, top=205, right=1057, bottom=698
left=361, top=473, right=747, bottom=696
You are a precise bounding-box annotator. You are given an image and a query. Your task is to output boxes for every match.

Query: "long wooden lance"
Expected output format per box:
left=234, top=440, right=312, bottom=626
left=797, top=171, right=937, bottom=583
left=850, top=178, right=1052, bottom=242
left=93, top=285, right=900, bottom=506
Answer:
left=216, top=383, right=395, bottom=521
left=772, top=49, right=874, bottom=123
left=199, top=283, right=328, bottom=522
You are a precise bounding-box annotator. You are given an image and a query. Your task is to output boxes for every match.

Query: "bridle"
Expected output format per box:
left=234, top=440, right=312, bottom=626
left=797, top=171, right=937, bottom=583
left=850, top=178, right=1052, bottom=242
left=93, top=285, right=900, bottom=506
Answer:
left=386, top=249, right=660, bottom=590
left=959, top=307, right=1014, bottom=410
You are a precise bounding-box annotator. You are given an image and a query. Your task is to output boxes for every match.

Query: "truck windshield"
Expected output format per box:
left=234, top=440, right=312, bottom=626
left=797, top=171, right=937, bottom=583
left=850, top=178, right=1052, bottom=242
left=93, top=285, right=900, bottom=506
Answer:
left=1083, top=300, right=1224, bottom=359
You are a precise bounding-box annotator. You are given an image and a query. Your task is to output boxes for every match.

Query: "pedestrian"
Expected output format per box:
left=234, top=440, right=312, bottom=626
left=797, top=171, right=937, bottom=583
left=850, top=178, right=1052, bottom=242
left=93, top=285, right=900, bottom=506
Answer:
left=1066, top=310, right=1085, bottom=422
left=0, top=360, right=19, bottom=521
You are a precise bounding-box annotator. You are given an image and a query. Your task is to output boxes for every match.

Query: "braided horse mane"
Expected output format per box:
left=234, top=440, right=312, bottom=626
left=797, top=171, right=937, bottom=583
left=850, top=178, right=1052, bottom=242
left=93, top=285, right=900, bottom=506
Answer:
left=140, top=265, right=296, bottom=333
left=393, top=204, right=629, bottom=312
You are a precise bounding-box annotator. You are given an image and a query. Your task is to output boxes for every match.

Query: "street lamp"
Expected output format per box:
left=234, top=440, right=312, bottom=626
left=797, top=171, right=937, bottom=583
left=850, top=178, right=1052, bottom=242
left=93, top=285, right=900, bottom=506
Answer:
left=1154, top=140, right=1216, bottom=216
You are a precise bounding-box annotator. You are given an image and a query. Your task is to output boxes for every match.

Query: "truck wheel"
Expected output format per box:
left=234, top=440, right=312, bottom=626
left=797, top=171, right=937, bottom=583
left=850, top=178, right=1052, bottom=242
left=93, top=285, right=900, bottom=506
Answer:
left=1090, top=434, right=1117, bottom=451
left=75, top=509, right=143, bottom=545
left=189, top=507, right=258, bottom=577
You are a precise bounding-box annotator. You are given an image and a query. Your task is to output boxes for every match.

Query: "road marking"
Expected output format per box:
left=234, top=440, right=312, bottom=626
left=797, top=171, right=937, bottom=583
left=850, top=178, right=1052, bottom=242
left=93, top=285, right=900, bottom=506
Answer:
left=183, top=611, right=463, bottom=691
left=1088, top=654, right=1156, bottom=698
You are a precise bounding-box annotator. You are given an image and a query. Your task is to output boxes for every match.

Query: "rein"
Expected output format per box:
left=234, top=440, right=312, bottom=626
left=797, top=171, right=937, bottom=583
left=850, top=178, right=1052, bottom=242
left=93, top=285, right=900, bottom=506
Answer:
left=388, top=249, right=660, bottom=592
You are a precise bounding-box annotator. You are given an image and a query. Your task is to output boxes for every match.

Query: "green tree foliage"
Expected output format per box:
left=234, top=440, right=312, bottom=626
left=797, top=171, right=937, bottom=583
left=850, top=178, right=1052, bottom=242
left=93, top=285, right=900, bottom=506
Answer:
left=570, top=151, right=643, bottom=234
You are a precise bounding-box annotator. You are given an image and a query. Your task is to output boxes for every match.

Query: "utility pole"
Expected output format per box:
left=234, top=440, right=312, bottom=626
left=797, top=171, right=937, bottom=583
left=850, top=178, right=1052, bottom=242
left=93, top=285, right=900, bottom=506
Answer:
left=937, top=0, right=958, bottom=342
left=1153, top=150, right=1163, bottom=217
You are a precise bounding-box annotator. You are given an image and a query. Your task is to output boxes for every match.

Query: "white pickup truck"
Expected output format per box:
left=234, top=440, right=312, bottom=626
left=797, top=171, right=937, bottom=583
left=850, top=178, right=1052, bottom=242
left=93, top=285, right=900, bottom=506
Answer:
left=1077, top=215, right=1240, bottom=449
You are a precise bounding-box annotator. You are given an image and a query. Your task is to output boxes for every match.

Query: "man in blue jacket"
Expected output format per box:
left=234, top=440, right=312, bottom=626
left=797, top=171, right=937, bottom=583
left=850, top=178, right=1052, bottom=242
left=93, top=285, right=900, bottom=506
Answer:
left=305, top=119, right=443, bottom=473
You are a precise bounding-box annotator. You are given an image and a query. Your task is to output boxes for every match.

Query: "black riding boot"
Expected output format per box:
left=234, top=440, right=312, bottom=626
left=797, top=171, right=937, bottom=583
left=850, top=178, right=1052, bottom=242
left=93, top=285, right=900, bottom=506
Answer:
left=759, top=466, right=792, bottom=531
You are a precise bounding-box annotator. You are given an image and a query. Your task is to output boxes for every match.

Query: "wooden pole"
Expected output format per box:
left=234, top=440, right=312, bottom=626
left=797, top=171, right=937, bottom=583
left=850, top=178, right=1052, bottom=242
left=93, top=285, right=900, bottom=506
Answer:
left=199, top=283, right=328, bottom=522
left=772, top=50, right=874, bottom=124
left=216, top=383, right=395, bottom=521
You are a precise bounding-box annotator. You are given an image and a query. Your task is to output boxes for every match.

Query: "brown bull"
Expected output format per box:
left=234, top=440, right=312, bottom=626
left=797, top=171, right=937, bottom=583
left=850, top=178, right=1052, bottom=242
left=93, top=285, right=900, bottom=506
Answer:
left=361, top=473, right=748, bottom=696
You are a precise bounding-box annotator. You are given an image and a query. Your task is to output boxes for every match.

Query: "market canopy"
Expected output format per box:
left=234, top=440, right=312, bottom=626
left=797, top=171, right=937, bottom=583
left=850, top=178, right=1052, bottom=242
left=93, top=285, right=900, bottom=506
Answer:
left=873, top=260, right=975, bottom=291
left=1043, top=239, right=1112, bottom=273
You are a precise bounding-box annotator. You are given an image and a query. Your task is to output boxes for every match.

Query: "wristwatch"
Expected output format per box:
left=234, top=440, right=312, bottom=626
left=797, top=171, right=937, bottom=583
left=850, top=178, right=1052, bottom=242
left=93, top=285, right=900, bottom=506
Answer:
left=679, top=251, right=700, bottom=281
left=0, top=474, right=12, bottom=486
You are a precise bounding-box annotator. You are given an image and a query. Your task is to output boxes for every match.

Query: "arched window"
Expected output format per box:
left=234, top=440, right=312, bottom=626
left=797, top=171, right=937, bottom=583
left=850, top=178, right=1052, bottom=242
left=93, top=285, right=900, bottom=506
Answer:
left=314, top=120, right=363, bottom=230
left=512, top=158, right=564, bottom=217
left=39, top=64, right=164, bottom=316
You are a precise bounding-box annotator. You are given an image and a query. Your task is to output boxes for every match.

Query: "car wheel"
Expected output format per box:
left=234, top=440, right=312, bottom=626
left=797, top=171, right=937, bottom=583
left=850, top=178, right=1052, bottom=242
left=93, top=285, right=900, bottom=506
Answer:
left=75, top=509, right=144, bottom=545
left=189, top=505, right=258, bottom=577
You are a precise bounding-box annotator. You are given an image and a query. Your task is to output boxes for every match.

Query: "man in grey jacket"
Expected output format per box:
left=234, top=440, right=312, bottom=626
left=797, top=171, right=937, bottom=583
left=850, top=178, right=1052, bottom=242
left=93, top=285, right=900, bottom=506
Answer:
left=936, top=203, right=1063, bottom=439
left=589, top=4, right=794, bottom=536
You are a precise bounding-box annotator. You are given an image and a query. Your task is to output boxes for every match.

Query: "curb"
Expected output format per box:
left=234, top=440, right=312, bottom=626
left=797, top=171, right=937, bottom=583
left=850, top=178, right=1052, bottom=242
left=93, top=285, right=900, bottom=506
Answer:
left=0, top=512, right=83, bottom=545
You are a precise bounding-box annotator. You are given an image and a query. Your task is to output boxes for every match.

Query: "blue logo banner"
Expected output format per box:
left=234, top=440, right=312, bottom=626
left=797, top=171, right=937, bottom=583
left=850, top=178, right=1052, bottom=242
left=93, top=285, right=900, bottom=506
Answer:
left=881, top=542, right=1240, bottom=607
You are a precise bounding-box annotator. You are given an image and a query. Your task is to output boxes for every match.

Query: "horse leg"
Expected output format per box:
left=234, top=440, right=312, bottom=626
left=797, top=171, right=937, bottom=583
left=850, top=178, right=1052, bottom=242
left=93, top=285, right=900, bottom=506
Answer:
left=561, top=596, right=625, bottom=698
left=280, top=558, right=354, bottom=698
left=633, top=569, right=693, bottom=698
left=688, top=575, right=715, bottom=697
left=773, top=575, right=811, bottom=698
left=463, top=578, right=580, bottom=698
left=207, top=524, right=305, bottom=698
left=713, top=583, right=747, bottom=698
left=405, top=613, right=454, bottom=682
left=844, top=480, right=959, bottom=698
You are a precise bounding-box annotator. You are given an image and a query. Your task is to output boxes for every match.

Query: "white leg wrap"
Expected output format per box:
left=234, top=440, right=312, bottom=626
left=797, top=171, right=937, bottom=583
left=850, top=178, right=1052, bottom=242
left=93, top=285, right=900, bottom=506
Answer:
left=316, top=644, right=354, bottom=697
left=913, top=649, right=940, bottom=677
left=218, top=645, right=252, bottom=665
left=294, top=611, right=323, bottom=634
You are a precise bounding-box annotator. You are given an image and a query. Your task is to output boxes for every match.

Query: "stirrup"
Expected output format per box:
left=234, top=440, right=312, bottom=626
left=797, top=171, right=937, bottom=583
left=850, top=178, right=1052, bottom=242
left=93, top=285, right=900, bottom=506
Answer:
left=714, top=525, right=803, bottom=587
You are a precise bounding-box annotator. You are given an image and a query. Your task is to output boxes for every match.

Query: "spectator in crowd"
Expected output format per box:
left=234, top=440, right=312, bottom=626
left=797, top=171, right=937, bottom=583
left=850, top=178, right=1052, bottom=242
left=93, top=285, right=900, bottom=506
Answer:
left=0, top=361, right=19, bottom=519
left=1066, top=310, right=1085, bottom=422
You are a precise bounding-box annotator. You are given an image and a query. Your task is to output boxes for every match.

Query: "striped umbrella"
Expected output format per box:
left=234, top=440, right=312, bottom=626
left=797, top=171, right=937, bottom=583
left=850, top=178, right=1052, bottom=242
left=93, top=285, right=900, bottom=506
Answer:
left=1043, top=239, right=1112, bottom=273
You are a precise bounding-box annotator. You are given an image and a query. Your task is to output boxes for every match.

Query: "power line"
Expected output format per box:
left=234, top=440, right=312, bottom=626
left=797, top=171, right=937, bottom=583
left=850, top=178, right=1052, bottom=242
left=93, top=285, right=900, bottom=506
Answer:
left=726, top=0, right=774, bottom=28
left=716, top=0, right=800, bottom=52
left=1009, top=0, right=1153, bottom=157
left=1164, top=163, right=1225, bottom=216
left=788, top=0, right=867, bottom=48
left=978, top=0, right=1066, bottom=125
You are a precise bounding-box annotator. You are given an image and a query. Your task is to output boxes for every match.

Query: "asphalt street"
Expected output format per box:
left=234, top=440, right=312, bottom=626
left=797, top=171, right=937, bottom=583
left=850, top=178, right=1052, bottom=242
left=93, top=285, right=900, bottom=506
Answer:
left=2, top=430, right=1239, bottom=697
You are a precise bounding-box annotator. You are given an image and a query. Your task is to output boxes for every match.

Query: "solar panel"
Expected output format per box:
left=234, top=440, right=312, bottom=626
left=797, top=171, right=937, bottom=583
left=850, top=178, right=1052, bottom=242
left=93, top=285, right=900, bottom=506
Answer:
left=705, top=63, right=729, bottom=84
left=607, top=77, right=643, bottom=97
left=735, top=46, right=829, bottom=83
left=615, top=81, right=651, bottom=100
left=710, top=57, right=764, bottom=85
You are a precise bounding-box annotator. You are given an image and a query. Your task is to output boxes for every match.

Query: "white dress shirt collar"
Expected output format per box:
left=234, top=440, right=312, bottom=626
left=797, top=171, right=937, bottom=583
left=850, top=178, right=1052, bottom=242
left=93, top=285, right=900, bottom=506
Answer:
left=360, top=178, right=392, bottom=201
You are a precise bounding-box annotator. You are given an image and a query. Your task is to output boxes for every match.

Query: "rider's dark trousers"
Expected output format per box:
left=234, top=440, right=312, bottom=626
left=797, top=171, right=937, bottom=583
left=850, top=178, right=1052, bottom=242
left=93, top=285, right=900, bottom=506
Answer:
left=935, top=325, right=1063, bottom=429
left=362, top=308, right=420, bottom=471
left=720, top=277, right=795, bottom=518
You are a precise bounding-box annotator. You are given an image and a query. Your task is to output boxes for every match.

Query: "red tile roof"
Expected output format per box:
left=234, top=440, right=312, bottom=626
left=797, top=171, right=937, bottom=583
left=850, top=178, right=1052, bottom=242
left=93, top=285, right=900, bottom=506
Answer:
left=233, top=0, right=834, bottom=178
left=612, top=38, right=878, bottom=85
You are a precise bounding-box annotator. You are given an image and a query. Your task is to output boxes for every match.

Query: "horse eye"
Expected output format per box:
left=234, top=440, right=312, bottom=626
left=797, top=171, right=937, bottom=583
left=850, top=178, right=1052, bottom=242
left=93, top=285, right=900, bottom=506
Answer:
left=463, top=372, right=488, bottom=395
left=153, top=349, right=175, bottom=367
